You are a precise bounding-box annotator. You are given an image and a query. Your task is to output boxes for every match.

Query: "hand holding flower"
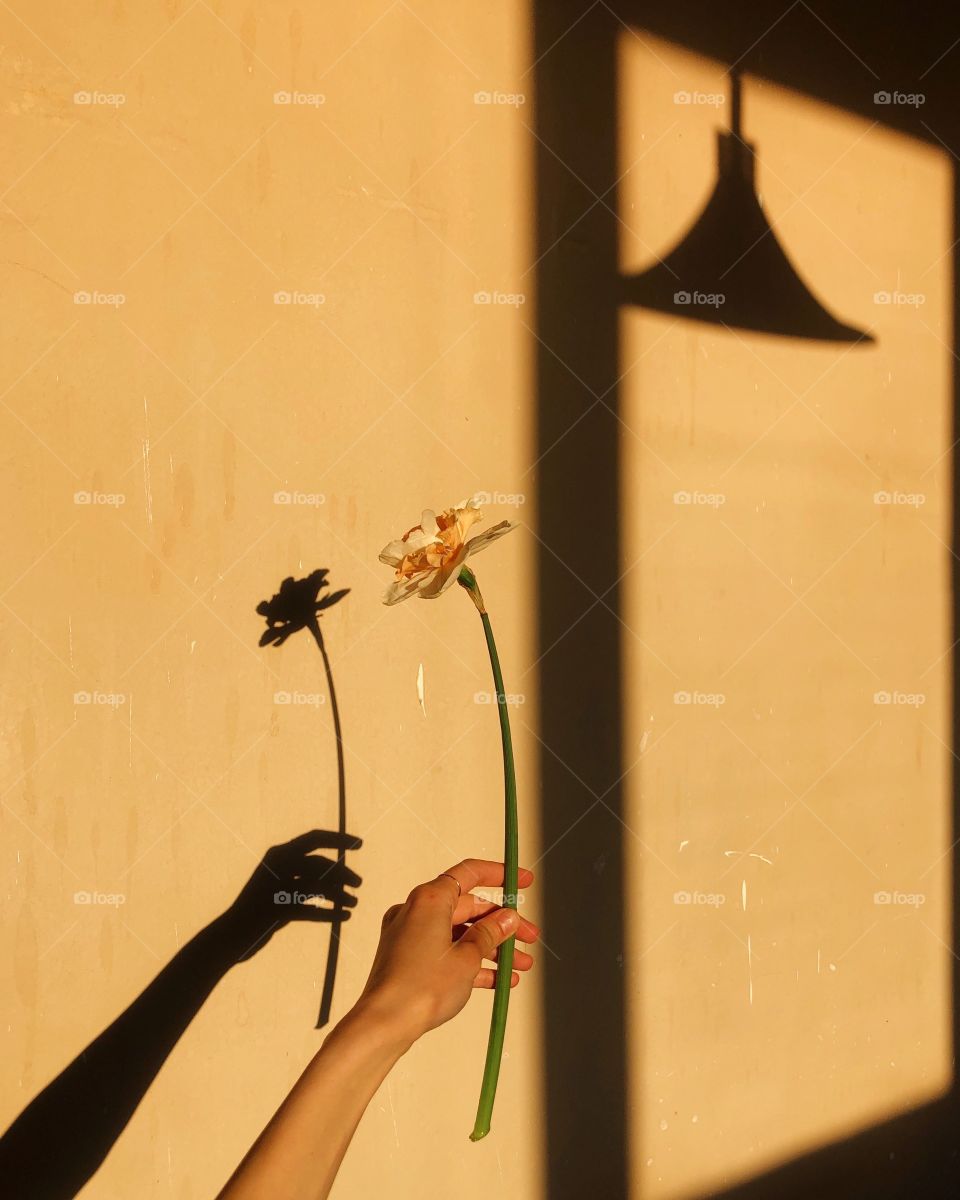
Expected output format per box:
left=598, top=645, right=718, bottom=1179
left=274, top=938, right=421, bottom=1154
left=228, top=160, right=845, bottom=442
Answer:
left=216, top=859, right=538, bottom=1200
left=357, top=859, right=538, bottom=1045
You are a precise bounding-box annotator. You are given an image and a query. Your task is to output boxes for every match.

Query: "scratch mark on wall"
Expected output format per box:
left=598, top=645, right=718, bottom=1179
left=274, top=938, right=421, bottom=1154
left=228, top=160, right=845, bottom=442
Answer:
left=141, top=442, right=153, bottom=525
left=386, top=1078, right=400, bottom=1149
left=723, top=849, right=774, bottom=866
left=747, top=934, right=754, bottom=1006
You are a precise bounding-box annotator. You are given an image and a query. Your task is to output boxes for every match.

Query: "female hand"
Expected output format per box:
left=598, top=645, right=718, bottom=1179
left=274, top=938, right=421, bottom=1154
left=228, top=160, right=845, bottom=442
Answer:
left=216, top=858, right=537, bottom=1200
left=356, top=858, right=538, bottom=1047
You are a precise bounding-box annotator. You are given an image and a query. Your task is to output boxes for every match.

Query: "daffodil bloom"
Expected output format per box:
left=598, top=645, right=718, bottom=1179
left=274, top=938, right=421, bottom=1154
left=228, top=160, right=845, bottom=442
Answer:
left=379, top=496, right=515, bottom=605
left=381, top=498, right=519, bottom=1141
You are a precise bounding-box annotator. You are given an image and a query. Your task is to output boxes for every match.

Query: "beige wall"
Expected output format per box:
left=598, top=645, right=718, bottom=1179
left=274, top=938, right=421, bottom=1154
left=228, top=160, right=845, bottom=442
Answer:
left=619, top=34, right=952, bottom=1198
left=2, top=8, right=954, bottom=1200
left=0, top=4, right=538, bottom=1198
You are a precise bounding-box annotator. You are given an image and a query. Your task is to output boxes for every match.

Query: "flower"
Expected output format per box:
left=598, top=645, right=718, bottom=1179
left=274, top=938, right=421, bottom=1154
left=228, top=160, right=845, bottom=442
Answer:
left=379, top=496, right=516, bottom=605
left=379, top=494, right=522, bottom=1138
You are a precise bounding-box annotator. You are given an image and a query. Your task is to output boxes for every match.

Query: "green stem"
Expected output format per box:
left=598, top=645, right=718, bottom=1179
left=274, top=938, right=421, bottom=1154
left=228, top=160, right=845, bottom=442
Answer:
left=458, top=566, right=518, bottom=1142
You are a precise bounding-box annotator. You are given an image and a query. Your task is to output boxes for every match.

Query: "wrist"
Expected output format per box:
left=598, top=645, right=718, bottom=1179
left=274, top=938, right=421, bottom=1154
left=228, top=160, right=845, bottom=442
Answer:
left=335, top=992, right=423, bottom=1060
left=206, top=909, right=261, bottom=960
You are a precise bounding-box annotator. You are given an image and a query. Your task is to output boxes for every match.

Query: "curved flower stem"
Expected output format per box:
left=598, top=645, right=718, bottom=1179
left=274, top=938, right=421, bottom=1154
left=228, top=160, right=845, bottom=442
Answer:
left=458, top=566, right=519, bottom=1142
left=307, top=616, right=347, bottom=1030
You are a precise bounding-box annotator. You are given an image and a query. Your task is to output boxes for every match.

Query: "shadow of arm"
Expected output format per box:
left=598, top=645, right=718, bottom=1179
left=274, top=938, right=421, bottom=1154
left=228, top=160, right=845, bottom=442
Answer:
left=0, top=912, right=249, bottom=1200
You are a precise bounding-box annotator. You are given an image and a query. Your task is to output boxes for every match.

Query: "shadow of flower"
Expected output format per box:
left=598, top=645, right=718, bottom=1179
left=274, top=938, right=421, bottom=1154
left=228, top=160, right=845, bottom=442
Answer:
left=256, top=568, right=352, bottom=1029
left=256, top=568, right=350, bottom=648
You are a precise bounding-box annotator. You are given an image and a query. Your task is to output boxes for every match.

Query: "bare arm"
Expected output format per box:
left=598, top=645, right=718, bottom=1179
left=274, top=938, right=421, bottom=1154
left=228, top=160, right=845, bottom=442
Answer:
left=217, top=858, right=538, bottom=1200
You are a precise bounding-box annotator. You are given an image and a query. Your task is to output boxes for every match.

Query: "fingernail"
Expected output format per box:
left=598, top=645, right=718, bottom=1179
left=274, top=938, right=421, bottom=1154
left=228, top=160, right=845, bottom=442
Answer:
left=496, top=909, right=520, bottom=933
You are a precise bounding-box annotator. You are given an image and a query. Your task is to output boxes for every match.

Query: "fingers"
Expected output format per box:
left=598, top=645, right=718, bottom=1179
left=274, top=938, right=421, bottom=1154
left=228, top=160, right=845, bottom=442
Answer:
left=440, top=859, right=534, bottom=899
left=402, top=880, right=463, bottom=942
left=281, top=830, right=363, bottom=856
left=473, top=968, right=520, bottom=989
left=453, top=895, right=540, bottom=943
left=451, top=925, right=534, bottom=968
left=295, top=856, right=362, bottom=890
left=397, top=860, right=537, bottom=951
left=290, top=905, right=352, bottom=923
left=280, top=857, right=361, bottom=917
left=456, top=907, right=521, bottom=969
left=495, top=944, right=534, bottom=970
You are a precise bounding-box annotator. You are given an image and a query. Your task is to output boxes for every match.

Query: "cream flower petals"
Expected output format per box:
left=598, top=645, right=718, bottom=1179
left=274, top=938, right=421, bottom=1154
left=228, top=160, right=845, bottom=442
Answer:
left=380, top=496, right=517, bottom=605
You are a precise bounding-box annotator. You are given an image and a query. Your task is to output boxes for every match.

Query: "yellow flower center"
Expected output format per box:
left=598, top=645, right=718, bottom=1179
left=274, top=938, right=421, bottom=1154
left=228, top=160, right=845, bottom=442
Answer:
left=395, top=505, right=482, bottom=579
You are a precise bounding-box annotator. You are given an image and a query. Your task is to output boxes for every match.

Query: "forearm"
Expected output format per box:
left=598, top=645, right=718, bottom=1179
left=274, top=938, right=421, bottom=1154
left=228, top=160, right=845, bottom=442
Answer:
left=217, top=998, right=413, bottom=1200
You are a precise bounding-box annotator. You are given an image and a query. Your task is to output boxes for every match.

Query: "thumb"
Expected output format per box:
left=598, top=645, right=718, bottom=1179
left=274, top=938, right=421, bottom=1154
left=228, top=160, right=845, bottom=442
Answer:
left=456, top=908, right=520, bottom=968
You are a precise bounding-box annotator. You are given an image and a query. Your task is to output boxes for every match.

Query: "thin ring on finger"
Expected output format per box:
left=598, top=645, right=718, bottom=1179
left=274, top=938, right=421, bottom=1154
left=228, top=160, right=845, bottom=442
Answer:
left=437, top=871, right=462, bottom=899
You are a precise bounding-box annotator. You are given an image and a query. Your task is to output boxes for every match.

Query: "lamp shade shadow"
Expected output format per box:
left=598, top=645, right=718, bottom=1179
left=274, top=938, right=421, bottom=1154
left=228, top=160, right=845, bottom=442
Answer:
left=620, top=77, right=874, bottom=343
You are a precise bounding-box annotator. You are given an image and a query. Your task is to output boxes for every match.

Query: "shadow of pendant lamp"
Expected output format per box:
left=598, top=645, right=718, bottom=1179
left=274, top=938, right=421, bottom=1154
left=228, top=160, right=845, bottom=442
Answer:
left=620, top=72, right=873, bottom=343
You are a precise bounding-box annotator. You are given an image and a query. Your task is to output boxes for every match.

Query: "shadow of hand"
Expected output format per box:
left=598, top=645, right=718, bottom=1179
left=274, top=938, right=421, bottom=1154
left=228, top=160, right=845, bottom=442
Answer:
left=224, top=830, right=363, bottom=962
left=0, top=832, right=364, bottom=1200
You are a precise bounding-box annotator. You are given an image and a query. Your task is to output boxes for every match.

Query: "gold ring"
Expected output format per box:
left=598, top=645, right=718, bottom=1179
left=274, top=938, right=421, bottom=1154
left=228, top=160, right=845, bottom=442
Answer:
left=438, top=872, right=462, bottom=899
